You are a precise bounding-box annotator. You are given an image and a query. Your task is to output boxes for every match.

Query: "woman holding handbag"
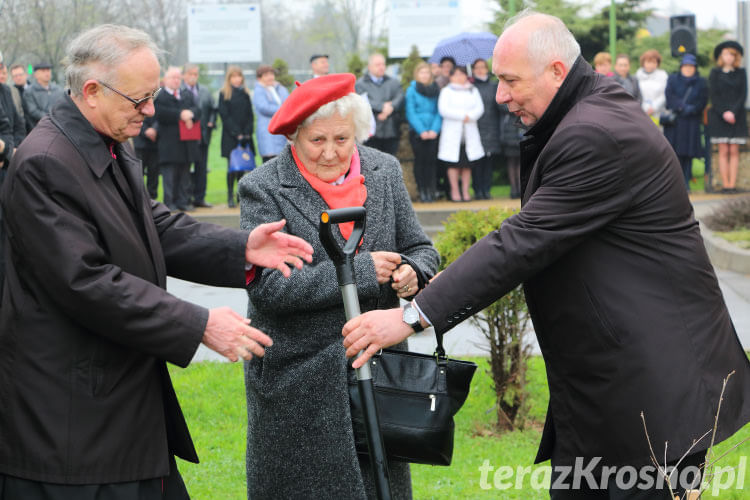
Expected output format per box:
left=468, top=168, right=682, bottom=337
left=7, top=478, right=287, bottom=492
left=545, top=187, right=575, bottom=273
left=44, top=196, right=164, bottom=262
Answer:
left=663, top=53, right=708, bottom=191
left=707, top=41, right=747, bottom=193
left=218, top=65, right=254, bottom=207
left=238, top=74, right=439, bottom=499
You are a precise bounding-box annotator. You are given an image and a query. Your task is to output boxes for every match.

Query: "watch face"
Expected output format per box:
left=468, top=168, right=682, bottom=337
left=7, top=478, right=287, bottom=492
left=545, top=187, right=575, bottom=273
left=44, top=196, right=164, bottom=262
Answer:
left=404, top=305, right=419, bottom=324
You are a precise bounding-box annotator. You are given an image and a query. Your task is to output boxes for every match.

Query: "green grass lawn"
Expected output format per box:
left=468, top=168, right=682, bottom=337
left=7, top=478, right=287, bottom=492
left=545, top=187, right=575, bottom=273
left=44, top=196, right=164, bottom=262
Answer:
left=170, top=354, right=750, bottom=499
left=714, top=228, right=750, bottom=250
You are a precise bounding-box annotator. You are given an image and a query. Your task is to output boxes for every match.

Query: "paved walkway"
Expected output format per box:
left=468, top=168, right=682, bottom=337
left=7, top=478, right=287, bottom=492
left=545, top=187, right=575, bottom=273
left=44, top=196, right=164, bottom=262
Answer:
left=176, top=193, right=750, bottom=362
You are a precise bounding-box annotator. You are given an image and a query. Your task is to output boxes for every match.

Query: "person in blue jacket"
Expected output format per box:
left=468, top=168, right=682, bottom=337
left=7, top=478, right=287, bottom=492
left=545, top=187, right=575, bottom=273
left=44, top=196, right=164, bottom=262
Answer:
left=254, top=65, right=290, bottom=163
left=405, top=62, right=442, bottom=202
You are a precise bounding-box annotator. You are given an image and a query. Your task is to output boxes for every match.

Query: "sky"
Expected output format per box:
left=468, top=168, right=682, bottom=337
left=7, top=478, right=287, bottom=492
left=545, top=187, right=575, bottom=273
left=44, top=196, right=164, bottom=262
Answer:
left=465, top=0, right=742, bottom=31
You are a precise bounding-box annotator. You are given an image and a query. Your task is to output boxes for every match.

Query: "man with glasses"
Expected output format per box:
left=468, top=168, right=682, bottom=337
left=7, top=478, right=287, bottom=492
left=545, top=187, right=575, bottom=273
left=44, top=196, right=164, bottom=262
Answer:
left=154, top=66, right=201, bottom=211
left=0, top=24, right=314, bottom=500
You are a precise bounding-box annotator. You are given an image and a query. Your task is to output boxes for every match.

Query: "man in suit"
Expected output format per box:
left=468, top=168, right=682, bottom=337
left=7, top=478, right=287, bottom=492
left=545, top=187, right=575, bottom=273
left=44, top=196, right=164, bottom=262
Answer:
left=355, top=53, right=404, bottom=156
left=342, top=12, right=750, bottom=499
left=181, top=63, right=215, bottom=208
left=154, top=66, right=200, bottom=211
left=0, top=24, right=313, bottom=500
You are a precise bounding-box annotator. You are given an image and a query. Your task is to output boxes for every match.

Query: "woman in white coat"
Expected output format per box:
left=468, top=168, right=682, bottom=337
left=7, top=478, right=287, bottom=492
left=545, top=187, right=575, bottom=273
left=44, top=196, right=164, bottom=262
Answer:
left=438, top=66, right=484, bottom=201
left=635, top=49, right=668, bottom=125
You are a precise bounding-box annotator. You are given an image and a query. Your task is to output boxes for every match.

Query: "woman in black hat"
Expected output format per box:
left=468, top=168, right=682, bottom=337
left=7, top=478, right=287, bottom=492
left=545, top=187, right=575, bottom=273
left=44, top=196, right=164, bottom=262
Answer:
left=707, top=40, right=747, bottom=193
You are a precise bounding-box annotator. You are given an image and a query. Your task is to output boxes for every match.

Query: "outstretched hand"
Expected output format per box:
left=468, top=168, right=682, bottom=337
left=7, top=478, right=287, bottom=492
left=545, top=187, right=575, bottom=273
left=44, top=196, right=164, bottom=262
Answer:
left=342, top=307, right=413, bottom=369
left=246, top=220, right=314, bottom=278
left=202, top=307, right=273, bottom=362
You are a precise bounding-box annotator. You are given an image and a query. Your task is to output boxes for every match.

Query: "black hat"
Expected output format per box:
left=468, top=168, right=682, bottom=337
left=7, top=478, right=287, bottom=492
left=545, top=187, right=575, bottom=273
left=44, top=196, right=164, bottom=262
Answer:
left=714, top=40, right=744, bottom=61
left=33, top=62, right=52, bottom=71
left=309, top=54, right=328, bottom=63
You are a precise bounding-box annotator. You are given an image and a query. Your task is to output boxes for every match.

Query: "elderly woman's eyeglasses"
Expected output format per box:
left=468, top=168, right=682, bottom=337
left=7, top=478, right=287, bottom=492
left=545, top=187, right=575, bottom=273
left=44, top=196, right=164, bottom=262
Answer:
left=98, top=80, right=161, bottom=109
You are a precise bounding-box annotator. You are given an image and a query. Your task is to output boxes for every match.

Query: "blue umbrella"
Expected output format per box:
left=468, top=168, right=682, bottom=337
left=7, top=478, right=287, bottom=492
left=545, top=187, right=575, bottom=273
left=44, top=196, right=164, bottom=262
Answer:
left=428, top=32, right=498, bottom=67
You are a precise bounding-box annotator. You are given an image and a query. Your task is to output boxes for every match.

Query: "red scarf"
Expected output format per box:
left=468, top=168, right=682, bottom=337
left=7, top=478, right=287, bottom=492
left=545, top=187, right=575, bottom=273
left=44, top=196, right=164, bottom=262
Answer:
left=291, top=146, right=367, bottom=239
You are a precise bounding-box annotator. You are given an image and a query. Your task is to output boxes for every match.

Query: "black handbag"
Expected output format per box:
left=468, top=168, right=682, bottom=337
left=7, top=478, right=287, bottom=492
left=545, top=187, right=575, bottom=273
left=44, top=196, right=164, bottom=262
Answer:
left=348, top=328, right=478, bottom=466
left=660, top=83, right=694, bottom=127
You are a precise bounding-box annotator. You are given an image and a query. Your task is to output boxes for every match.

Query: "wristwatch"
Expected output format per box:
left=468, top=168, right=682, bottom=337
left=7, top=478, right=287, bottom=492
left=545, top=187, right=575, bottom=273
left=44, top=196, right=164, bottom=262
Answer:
left=402, top=303, right=424, bottom=333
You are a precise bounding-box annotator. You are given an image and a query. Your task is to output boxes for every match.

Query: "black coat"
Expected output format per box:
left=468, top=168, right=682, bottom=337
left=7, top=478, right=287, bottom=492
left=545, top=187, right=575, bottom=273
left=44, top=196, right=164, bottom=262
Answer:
left=707, top=67, right=748, bottom=139
left=416, top=58, right=750, bottom=468
left=154, top=87, right=201, bottom=165
left=0, top=83, right=26, bottom=155
left=218, top=86, right=254, bottom=158
left=472, top=77, right=502, bottom=155
left=663, top=72, right=708, bottom=158
left=132, top=114, right=158, bottom=151
left=0, top=95, right=250, bottom=484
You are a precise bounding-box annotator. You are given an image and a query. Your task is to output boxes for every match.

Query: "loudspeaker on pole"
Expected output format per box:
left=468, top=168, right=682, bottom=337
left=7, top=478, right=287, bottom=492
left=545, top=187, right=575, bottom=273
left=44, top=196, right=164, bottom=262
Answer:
left=670, top=14, right=697, bottom=57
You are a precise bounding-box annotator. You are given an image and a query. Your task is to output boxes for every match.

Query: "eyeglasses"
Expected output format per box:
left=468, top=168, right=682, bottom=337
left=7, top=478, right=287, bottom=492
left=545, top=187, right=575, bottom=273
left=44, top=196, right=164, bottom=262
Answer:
left=97, top=80, right=161, bottom=109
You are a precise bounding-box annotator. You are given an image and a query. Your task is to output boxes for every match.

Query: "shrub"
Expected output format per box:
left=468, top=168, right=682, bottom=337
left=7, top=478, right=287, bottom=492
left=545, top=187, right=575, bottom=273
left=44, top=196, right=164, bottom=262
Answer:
left=347, top=53, right=365, bottom=79
left=272, top=58, right=294, bottom=91
left=433, top=207, right=532, bottom=431
left=704, top=196, right=750, bottom=232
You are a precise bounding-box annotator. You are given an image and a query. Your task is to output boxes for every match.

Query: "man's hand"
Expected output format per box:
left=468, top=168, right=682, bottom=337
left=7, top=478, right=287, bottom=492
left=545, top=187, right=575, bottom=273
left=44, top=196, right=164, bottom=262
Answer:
left=202, top=307, right=273, bottom=362
left=246, top=220, right=314, bottom=278
left=0, top=138, right=5, bottom=155
left=180, top=109, right=194, bottom=122
left=342, top=308, right=413, bottom=368
left=723, top=110, right=736, bottom=124
left=371, top=251, right=401, bottom=284
left=144, top=127, right=157, bottom=141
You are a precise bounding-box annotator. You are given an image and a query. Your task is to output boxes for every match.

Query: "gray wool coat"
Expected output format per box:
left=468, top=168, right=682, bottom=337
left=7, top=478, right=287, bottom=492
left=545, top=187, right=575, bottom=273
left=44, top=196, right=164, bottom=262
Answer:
left=238, top=144, right=439, bottom=500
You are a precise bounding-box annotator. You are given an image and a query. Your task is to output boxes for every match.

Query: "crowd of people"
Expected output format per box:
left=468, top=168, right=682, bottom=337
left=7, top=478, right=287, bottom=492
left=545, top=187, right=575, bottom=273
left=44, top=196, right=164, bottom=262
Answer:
left=594, top=44, right=747, bottom=193
left=0, top=15, right=750, bottom=500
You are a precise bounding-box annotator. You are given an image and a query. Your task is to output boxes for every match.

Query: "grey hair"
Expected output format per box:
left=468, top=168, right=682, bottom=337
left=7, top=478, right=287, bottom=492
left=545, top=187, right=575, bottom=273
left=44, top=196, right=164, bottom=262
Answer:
left=505, top=9, right=580, bottom=73
left=64, top=24, right=162, bottom=97
left=289, top=93, right=372, bottom=143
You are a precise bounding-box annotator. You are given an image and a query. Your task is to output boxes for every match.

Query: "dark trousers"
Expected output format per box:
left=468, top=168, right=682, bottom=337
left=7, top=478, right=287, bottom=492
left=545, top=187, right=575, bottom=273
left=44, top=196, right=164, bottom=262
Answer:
left=549, top=451, right=705, bottom=500
left=472, top=154, right=497, bottom=199
left=364, top=136, right=400, bottom=157
left=0, top=455, right=189, bottom=500
left=408, top=130, right=438, bottom=201
left=161, top=162, right=191, bottom=210
left=135, top=147, right=159, bottom=200
left=505, top=154, right=521, bottom=198
left=678, top=155, right=693, bottom=191
left=190, top=143, right=209, bottom=204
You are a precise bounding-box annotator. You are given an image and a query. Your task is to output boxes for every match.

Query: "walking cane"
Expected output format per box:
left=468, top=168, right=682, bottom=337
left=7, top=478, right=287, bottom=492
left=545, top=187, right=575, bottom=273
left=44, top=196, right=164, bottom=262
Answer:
left=319, top=207, right=392, bottom=500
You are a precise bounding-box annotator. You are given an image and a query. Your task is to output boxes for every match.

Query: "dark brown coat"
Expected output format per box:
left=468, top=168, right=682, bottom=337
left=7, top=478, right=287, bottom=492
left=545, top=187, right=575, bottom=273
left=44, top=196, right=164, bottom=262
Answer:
left=416, top=58, right=750, bottom=468
left=0, top=95, right=249, bottom=484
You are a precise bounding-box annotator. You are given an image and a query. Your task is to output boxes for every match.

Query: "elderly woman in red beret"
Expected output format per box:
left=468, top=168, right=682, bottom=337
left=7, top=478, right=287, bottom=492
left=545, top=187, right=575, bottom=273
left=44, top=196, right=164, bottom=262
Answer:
left=238, top=74, right=439, bottom=499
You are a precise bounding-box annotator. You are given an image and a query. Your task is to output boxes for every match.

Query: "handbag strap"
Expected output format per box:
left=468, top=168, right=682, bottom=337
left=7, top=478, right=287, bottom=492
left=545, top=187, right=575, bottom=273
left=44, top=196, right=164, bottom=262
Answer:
left=397, top=253, right=433, bottom=293
left=678, top=83, right=694, bottom=109
left=434, top=329, right=447, bottom=359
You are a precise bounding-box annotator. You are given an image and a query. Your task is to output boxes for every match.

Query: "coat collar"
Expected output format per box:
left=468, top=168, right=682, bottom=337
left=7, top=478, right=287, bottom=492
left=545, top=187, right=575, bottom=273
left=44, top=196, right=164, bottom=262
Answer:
left=524, top=56, right=597, bottom=144
left=48, top=94, right=117, bottom=179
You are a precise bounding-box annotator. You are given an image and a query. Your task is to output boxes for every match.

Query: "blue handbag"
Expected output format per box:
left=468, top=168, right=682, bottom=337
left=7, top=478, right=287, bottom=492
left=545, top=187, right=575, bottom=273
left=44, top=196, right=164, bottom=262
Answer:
left=229, top=145, right=256, bottom=172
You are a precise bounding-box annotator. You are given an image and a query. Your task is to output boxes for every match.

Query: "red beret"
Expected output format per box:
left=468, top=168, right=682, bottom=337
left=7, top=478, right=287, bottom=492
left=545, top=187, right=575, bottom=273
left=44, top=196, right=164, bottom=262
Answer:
left=268, top=73, right=356, bottom=136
